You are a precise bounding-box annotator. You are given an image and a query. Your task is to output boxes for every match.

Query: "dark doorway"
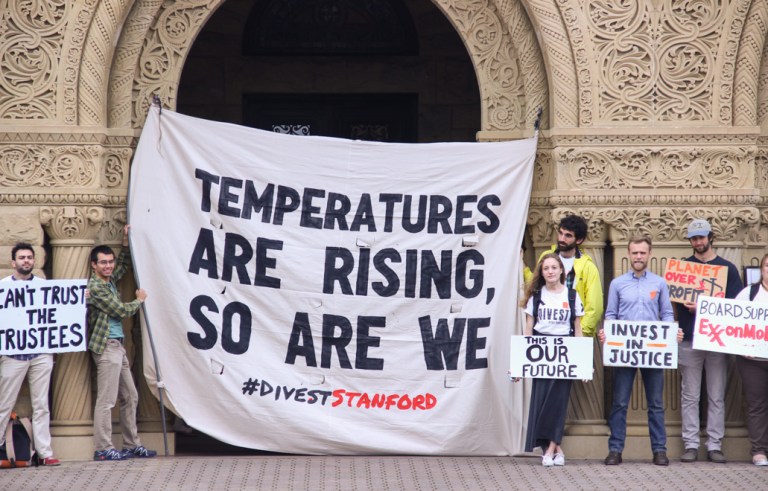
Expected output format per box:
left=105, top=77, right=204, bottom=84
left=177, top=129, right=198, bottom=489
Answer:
left=243, top=93, right=417, bottom=142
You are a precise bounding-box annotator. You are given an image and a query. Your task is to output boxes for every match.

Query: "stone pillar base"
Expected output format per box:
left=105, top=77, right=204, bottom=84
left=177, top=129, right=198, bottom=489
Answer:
left=50, top=425, right=175, bottom=461
left=548, top=423, right=752, bottom=461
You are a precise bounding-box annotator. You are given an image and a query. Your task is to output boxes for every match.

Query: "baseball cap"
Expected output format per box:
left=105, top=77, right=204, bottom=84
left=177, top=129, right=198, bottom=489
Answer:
left=686, top=219, right=711, bottom=238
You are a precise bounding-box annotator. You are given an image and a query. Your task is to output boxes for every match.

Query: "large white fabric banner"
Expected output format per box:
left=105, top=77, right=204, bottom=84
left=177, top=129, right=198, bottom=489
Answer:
left=129, top=107, right=536, bottom=455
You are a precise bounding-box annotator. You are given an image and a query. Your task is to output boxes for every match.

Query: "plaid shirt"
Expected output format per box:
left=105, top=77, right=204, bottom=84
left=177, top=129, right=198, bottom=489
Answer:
left=87, top=247, right=142, bottom=354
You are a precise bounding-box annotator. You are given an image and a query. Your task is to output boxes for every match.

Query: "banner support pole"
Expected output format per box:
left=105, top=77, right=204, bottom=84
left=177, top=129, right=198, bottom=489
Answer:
left=126, top=95, right=170, bottom=456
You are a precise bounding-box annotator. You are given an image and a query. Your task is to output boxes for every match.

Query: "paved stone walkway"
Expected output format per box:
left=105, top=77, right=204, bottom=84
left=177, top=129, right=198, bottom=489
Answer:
left=1, top=455, right=766, bottom=490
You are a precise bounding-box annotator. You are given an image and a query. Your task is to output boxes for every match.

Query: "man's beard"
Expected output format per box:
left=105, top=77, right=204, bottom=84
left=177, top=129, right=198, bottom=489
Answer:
left=558, top=241, right=577, bottom=252
left=16, top=264, right=33, bottom=275
left=694, top=243, right=711, bottom=254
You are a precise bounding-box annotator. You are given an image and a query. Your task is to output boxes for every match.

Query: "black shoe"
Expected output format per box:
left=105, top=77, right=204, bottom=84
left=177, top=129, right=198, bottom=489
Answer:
left=604, top=451, right=622, bottom=465
left=708, top=450, right=727, bottom=463
left=653, top=451, right=669, bottom=466
left=680, top=448, right=698, bottom=462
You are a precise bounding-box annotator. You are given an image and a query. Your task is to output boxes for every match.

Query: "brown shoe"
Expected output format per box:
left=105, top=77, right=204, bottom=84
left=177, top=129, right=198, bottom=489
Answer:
left=604, top=451, right=622, bottom=465
left=708, top=450, right=727, bottom=463
left=653, top=451, right=669, bottom=466
left=680, top=448, right=698, bottom=462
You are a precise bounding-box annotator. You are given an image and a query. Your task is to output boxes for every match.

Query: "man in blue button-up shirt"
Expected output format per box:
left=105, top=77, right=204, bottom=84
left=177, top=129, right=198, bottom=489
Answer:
left=599, top=235, right=682, bottom=467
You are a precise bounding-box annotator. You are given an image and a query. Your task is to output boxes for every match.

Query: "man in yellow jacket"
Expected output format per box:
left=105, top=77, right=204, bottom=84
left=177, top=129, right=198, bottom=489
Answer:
left=537, top=215, right=604, bottom=336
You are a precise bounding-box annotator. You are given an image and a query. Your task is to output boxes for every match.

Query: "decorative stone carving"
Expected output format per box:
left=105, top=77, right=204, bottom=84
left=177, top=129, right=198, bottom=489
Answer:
left=584, top=0, right=745, bottom=124
left=0, top=1, right=67, bottom=120
left=132, top=1, right=221, bottom=127
left=523, top=0, right=579, bottom=127
left=103, top=147, right=133, bottom=188
left=431, top=0, right=526, bottom=130
left=561, top=147, right=753, bottom=190
left=0, top=145, right=99, bottom=187
left=40, top=206, right=104, bottom=240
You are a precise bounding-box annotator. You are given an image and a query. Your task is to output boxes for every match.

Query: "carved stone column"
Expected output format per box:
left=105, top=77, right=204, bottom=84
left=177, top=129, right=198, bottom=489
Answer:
left=40, top=206, right=104, bottom=460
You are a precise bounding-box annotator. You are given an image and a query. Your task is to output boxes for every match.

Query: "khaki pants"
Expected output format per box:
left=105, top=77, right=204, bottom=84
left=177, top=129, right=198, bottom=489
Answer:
left=0, top=354, right=54, bottom=458
left=92, top=339, right=141, bottom=452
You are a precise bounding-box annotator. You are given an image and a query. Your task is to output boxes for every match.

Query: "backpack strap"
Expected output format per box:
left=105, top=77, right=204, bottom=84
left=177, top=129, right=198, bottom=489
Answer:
left=18, top=417, right=34, bottom=461
left=532, top=289, right=542, bottom=326
left=750, top=282, right=760, bottom=301
left=4, top=418, right=14, bottom=464
left=568, top=287, right=577, bottom=336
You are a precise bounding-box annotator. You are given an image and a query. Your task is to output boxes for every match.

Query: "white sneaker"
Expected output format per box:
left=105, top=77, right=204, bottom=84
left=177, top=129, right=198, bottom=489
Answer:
left=542, top=454, right=554, bottom=467
left=754, top=454, right=768, bottom=466
left=553, top=452, right=565, bottom=466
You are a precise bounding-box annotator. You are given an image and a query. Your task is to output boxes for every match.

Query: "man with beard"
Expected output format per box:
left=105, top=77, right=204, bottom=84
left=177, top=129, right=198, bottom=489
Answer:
left=0, top=243, right=61, bottom=466
left=676, top=219, right=741, bottom=463
left=538, top=215, right=603, bottom=336
left=599, top=236, right=682, bottom=466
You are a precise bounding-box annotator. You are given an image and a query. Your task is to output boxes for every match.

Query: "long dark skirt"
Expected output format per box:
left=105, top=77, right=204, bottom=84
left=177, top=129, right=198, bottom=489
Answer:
left=524, top=377, right=573, bottom=452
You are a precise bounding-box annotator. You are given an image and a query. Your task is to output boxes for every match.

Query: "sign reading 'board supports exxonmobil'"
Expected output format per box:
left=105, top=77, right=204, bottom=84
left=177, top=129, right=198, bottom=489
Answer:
left=693, top=296, right=768, bottom=358
left=128, top=107, right=537, bottom=455
left=602, top=320, right=679, bottom=369
left=663, top=258, right=729, bottom=304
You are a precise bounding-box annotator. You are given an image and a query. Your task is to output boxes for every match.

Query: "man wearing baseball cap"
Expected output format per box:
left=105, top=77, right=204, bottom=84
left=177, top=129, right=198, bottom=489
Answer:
left=675, top=219, right=742, bottom=463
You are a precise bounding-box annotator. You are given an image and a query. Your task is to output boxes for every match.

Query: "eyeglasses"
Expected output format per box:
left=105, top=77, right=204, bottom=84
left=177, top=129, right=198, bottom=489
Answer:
left=96, top=260, right=115, bottom=266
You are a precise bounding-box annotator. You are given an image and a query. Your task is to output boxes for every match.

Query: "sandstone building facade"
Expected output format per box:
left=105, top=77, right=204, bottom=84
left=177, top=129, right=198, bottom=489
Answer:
left=0, top=0, right=763, bottom=459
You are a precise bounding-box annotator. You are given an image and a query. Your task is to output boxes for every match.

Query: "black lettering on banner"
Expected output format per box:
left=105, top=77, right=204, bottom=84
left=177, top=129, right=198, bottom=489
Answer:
left=420, top=250, right=452, bottom=299
left=321, top=314, right=353, bottom=369
left=356, top=248, right=371, bottom=296
left=371, top=249, right=400, bottom=297
left=285, top=312, right=317, bottom=366
left=379, top=194, right=403, bottom=232
left=242, top=181, right=274, bottom=222
left=273, top=185, right=300, bottom=225
left=323, top=192, right=351, bottom=230
left=188, top=228, right=218, bottom=279
left=427, top=195, right=453, bottom=234
left=219, top=176, right=244, bottom=217
left=195, top=168, right=220, bottom=212
left=476, top=195, right=500, bottom=233
left=254, top=238, right=283, bottom=288
left=188, top=295, right=219, bottom=350
left=418, top=315, right=464, bottom=370
left=405, top=249, right=418, bottom=298
left=465, top=317, right=490, bottom=369
left=453, top=195, right=477, bottom=234
left=350, top=193, right=376, bottom=232
left=455, top=249, right=484, bottom=298
left=355, top=316, right=386, bottom=370
left=402, top=195, right=427, bottom=233
left=220, top=301, right=251, bottom=355
left=300, top=187, right=325, bottom=229
left=222, top=232, right=252, bottom=284
left=323, top=247, right=354, bottom=294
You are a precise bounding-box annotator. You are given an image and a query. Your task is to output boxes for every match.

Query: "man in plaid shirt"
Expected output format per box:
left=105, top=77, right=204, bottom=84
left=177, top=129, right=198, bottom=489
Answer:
left=88, top=225, right=156, bottom=461
left=0, top=243, right=61, bottom=466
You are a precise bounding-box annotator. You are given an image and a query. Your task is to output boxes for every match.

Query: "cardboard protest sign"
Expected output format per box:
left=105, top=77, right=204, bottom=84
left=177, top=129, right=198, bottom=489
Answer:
left=0, top=279, right=87, bottom=355
left=509, top=336, right=593, bottom=379
left=693, top=296, right=768, bottom=358
left=664, top=258, right=728, bottom=304
left=128, top=107, right=536, bottom=455
left=602, top=320, right=678, bottom=369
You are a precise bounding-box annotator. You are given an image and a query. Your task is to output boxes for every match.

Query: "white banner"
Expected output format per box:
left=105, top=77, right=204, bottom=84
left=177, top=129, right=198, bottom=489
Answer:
left=0, top=279, right=87, bottom=355
left=509, top=336, right=593, bottom=379
left=693, top=296, right=768, bottom=358
left=129, top=107, right=536, bottom=455
left=602, top=320, right=678, bottom=369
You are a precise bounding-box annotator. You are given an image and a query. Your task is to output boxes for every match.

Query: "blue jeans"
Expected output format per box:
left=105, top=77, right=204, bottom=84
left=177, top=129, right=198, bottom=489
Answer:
left=608, top=367, right=666, bottom=453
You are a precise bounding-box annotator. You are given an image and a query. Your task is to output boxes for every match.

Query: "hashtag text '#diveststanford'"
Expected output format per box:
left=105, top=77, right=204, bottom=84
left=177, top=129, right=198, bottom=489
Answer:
left=242, top=377, right=437, bottom=411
